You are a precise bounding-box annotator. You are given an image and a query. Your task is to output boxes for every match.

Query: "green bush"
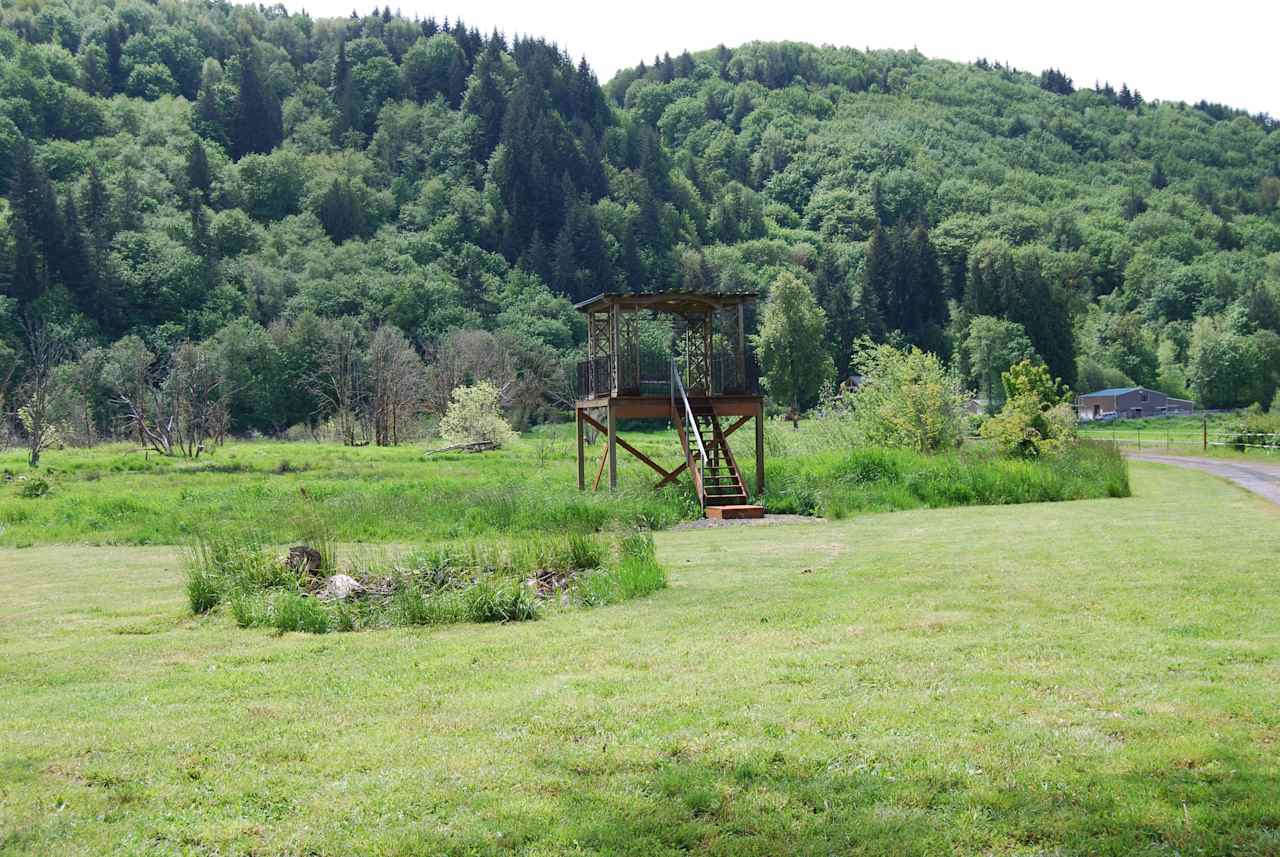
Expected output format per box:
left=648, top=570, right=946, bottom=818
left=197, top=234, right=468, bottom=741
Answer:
left=845, top=341, right=972, bottom=452
left=980, top=361, right=1077, bottom=458
left=18, top=478, right=50, bottom=498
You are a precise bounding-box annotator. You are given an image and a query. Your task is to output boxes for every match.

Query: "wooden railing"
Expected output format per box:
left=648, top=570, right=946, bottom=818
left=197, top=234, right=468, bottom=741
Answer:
left=671, top=359, right=707, bottom=507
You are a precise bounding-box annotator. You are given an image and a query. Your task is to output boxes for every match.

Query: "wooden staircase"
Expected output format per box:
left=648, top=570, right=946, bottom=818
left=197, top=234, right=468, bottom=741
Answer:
left=688, top=399, right=748, bottom=506
left=671, top=361, right=763, bottom=519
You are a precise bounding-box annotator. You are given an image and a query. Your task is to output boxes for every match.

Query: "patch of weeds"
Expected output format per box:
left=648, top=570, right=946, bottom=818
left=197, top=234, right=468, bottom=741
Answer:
left=395, top=585, right=465, bottom=626
left=573, top=532, right=666, bottom=606
left=275, top=459, right=309, bottom=474
left=185, top=528, right=664, bottom=634
left=18, top=478, right=51, bottom=499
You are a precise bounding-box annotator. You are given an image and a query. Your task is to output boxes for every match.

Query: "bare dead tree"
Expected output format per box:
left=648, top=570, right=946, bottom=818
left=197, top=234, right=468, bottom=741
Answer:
left=103, top=339, right=229, bottom=458
left=50, top=344, right=107, bottom=447
left=101, top=336, right=155, bottom=446
left=307, top=318, right=368, bottom=446
left=423, top=329, right=566, bottom=425
left=0, top=339, right=18, bottom=451
left=164, top=341, right=229, bottom=457
left=366, top=324, right=425, bottom=446
left=16, top=323, right=68, bottom=467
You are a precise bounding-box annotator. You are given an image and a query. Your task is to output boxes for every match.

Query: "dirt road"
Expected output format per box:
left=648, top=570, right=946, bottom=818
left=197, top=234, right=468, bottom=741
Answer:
left=1128, top=453, right=1280, bottom=507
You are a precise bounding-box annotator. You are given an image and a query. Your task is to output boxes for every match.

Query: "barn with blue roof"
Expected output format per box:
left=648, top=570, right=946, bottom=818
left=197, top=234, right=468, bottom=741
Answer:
left=1076, top=387, right=1194, bottom=421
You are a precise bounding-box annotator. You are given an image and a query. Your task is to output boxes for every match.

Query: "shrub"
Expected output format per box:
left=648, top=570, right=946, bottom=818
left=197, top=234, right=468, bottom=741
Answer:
left=18, top=478, right=51, bottom=498
left=981, top=360, right=1077, bottom=457
left=846, top=341, right=971, bottom=452
left=438, top=381, right=518, bottom=447
left=981, top=394, right=1078, bottom=457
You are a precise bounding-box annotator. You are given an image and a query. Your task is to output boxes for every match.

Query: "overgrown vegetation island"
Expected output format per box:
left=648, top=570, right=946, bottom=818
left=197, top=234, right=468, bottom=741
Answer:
left=0, top=1, right=1277, bottom=853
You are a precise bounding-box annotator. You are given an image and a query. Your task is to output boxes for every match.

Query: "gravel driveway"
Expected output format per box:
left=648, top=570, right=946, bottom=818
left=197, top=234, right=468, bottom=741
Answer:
left=1128, top=453, right=1280, bottom=507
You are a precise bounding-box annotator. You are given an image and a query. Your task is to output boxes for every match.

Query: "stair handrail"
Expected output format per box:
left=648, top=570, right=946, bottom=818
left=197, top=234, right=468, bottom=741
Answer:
left=671, top=360, right=707, bottom=506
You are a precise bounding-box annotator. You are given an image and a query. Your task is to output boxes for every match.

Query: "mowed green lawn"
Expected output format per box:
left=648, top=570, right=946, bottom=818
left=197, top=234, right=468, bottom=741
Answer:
left=3, top=463, right=1279, bottom=856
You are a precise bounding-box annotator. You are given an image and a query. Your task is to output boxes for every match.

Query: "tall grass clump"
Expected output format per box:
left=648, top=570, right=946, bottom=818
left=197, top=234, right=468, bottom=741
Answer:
left=574, top=532, right=667, bottom=606
left=765, top=442, right=1129, bottom=518
left=271, top=593, right=331, bottom=634
left=184, top=531, right=290, bottom=614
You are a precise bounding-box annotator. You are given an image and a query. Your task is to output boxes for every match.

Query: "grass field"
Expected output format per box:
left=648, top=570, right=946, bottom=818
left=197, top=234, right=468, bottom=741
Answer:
left=0, top=429, right=698, bottom=547
left=3, top=462, right=1279, bottom=855
left=0, top=422, right=1127, bottom=547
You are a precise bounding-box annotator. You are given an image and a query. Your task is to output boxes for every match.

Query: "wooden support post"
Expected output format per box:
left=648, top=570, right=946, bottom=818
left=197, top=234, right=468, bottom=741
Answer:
left=607, top=400, right=618, bottom=491
left=610, top=304, right=620, bottom=397
left=754, top=404, right=765, bottom=497
left=736, top=302, right=746, bottom=391
left=576, top=408, right=585, bottom=490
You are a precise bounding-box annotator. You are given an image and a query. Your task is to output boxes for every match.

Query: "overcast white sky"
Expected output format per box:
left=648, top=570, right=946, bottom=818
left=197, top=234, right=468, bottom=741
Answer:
left=272, top=0, right=1279, bottom=115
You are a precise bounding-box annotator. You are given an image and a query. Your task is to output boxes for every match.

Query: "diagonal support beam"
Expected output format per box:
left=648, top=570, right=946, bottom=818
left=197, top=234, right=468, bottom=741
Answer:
left=591, top=440, right=609, bottom=492
left=581, top=411, right=675, bottom=481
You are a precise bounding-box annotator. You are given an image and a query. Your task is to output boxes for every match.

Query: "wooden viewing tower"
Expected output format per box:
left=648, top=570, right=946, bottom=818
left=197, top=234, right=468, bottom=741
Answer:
left=574, top=291, right=765, bottom=519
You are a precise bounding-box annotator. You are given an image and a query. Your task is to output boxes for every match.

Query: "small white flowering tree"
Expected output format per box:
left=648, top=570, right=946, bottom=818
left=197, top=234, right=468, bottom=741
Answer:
left=438, top=381, right=517, bottom=447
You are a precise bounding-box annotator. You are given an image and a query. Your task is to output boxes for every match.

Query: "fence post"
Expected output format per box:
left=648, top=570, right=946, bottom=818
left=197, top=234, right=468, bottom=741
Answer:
left=1137, top=427, right=1141, bottom=450
left=1203, top=414, right=1207, bottom=452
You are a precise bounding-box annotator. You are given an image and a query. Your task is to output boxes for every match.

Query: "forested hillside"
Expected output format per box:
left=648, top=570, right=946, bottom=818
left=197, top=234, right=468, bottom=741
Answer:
left=1, top=0, right=1278, bottom=445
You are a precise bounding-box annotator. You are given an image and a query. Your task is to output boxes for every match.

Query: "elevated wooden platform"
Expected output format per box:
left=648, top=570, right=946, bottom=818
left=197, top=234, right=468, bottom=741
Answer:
left=572, top=290, right=766, bottom=517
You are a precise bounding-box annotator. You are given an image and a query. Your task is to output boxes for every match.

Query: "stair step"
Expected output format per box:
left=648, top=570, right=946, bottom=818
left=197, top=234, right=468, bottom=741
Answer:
left=704, top=504, right=764, bottom=520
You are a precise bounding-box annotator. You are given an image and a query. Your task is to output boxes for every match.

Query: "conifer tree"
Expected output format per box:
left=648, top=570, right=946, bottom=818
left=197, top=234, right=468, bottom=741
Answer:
left=6, top=148, right=58, bottom=304
left=462, top=43, right=510, bottom=154
left=186, top=139, right=212, bottom=203
left=518, top=230, right=553, bottom=286
left=860, top=226, right=892, bottom=339
left=232, top=37, right=283, bottom=158
left=1150, top=160, right=1168, bottom=189
left=551, top=223, right=577, bottom=299
left=332, top=40, right=356, bottom=139
left=317, top=179, right=366, bottom=244
left=59, top=193, right=94, bottom=313
left=81, top=165, right=113, bottom=326
left=195, top=59, right=231, bottom=149
left=813, top=251, right=857, bottom=373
